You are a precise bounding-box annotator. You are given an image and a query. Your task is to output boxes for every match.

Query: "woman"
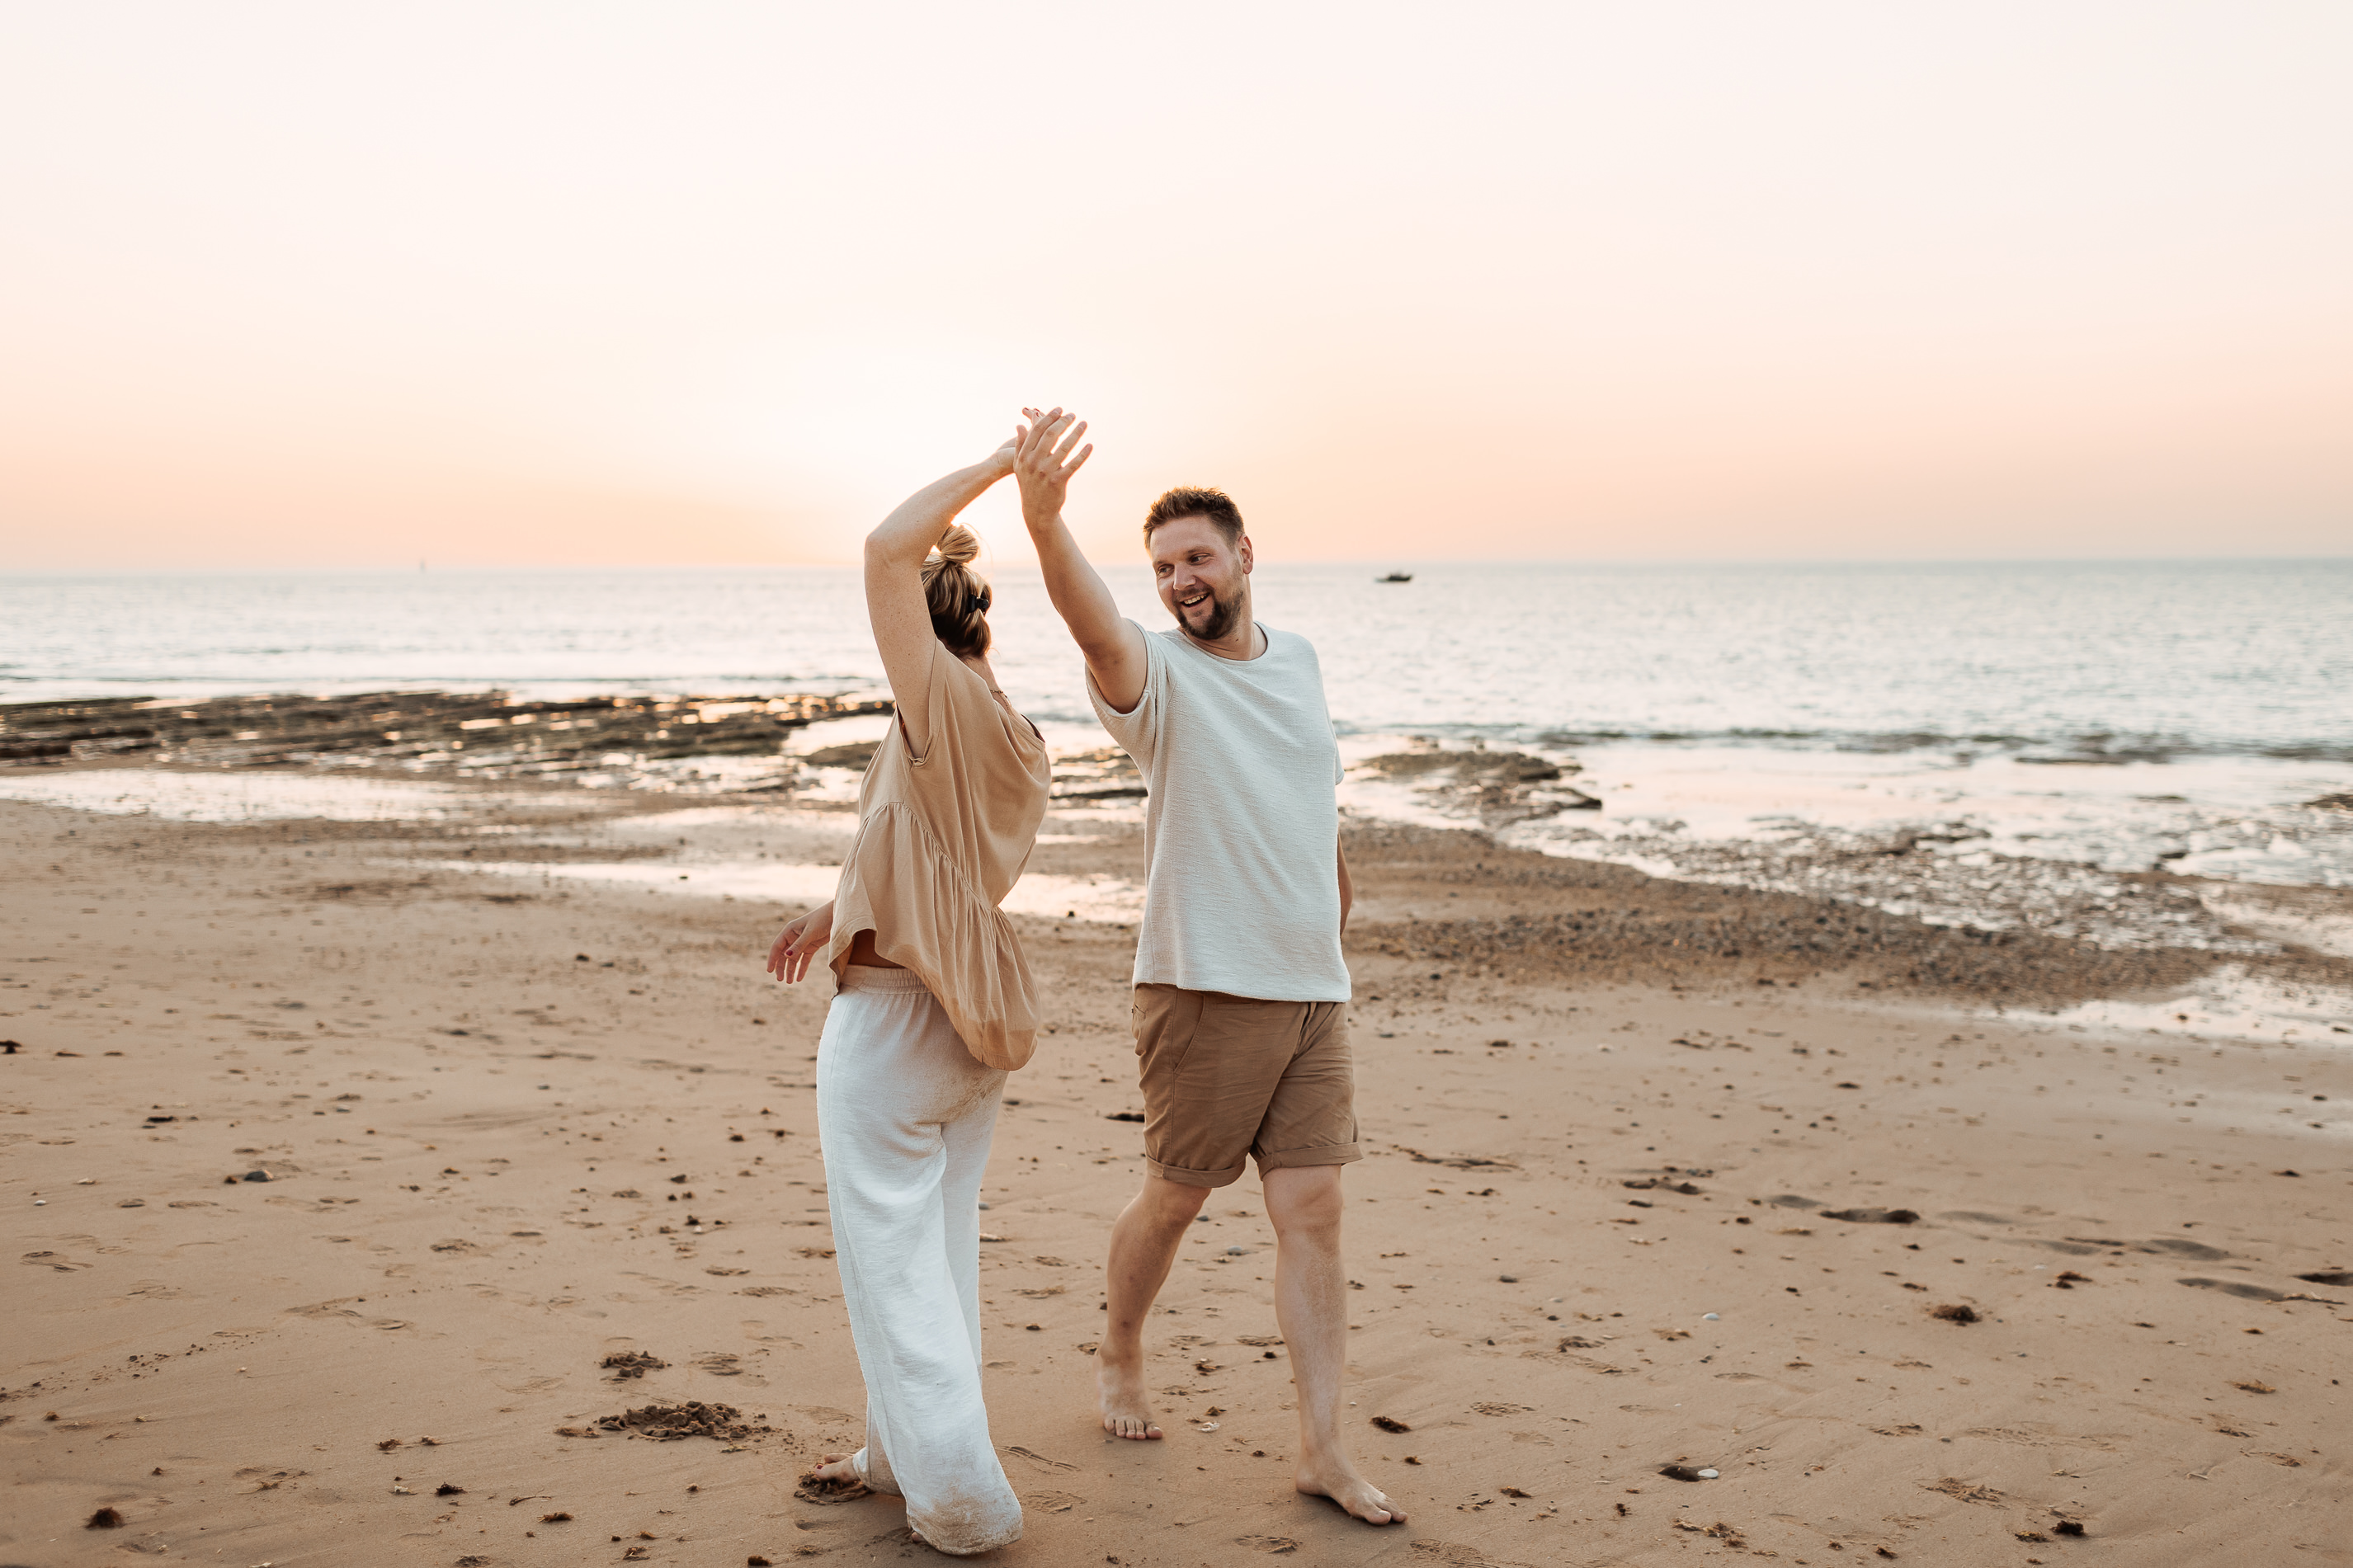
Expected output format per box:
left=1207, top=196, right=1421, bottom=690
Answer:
left=766, top=417, right=1089, bottom=1555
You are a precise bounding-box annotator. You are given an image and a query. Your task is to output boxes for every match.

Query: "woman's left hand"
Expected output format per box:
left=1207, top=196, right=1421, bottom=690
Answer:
left=766, top=900, right=835, bottom=984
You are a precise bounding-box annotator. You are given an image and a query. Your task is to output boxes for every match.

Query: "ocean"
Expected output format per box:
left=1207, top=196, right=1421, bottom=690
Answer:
left=7, top=560, right=2350, bottom=761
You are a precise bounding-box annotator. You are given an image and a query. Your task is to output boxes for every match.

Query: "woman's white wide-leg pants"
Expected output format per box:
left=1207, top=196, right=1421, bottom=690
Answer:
left=815, top=964, right=1021, bottom=1555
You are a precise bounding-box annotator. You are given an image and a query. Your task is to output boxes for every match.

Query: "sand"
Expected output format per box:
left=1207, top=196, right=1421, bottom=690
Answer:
left=4, top=782, right=2350, bottom=1566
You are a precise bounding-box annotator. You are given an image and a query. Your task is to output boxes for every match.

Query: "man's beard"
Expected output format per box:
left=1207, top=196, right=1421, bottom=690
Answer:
left=1177, top=586, right=1241, bottom=643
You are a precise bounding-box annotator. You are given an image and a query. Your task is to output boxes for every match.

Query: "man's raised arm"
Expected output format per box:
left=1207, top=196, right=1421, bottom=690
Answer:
left=1016, top=407, right=1148, bottom=713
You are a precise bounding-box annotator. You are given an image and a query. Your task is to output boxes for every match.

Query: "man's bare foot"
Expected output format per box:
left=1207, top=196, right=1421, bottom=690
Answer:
left=1096, top=1354, right=1163, bottom=1440
left=1296, top=1456, right=1405, bottom=1524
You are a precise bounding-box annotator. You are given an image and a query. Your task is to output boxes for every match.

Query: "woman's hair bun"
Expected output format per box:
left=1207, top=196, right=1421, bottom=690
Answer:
left=919, top=525, right=992, bottom=660
left=931, top=525, right=982, bottom=567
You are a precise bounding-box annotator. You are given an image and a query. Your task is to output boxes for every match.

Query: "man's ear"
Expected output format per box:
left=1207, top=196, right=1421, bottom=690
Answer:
left=1238, top=534, right=1254, bottom=573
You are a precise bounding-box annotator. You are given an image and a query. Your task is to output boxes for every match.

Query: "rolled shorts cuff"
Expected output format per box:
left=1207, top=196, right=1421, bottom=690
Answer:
left=1253, top=1142, right=1362, bottom=1173
left=1144, top=1156, right=1250, bottom=1189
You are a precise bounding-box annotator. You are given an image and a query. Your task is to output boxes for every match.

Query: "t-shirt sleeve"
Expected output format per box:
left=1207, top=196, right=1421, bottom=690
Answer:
left=1294, top=631, right=1343, bottom=786
left=1086, top=621, right=1165, bottom=769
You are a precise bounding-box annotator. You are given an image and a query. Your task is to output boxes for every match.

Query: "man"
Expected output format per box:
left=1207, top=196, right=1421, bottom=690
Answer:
left=1013, top=407, right=1403, bottom=1527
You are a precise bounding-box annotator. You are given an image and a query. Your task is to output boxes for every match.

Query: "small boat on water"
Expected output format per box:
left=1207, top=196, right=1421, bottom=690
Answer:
left=1376, top=572, right=1413, bottom=583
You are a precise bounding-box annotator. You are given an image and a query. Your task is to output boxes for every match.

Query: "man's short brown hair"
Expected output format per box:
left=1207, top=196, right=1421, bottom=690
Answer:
left=1143, top=486, right=1244, bottom=547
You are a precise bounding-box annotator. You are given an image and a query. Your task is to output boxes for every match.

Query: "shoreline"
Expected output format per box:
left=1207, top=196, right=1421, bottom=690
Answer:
left=5, top=704, right=2350, bottom=1040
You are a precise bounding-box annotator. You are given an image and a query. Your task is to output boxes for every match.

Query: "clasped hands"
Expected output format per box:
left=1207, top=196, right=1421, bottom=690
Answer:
left=1001, top=406, right=1092, bottom=523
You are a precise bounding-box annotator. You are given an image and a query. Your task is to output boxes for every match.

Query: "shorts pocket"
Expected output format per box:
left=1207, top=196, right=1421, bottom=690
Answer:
left=1133, top=985, right=1201, bottom=1069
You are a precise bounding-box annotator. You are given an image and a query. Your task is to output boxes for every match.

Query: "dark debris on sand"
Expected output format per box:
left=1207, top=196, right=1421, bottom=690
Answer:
left=795, top=1472, right=873, bottom=1505
left=597, top=1401, right=772, bottom=1442
left=601, top=1350, right=669, bottom=1380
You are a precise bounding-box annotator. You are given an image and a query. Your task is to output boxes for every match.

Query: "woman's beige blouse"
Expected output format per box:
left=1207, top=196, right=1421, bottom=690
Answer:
left=823, top=642, right=1053, bottom=1069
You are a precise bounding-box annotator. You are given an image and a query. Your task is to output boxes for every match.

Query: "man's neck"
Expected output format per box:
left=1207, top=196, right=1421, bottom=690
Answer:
left=1186, top=613, right=1261, bottom=662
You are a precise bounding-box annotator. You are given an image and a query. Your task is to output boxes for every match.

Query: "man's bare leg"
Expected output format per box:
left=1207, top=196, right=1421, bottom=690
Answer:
left=1097, top=1172, right=1210, bottom=1439
left=1263, top=1165, right=1405, bottom=1524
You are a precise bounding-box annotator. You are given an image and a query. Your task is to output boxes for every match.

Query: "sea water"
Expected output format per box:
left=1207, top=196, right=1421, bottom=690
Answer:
left=6, top=561, right=2349, bottom=761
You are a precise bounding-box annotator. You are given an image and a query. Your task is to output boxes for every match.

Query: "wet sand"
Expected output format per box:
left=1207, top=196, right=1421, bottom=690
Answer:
left=4, top=783, right=2350, bottom=1566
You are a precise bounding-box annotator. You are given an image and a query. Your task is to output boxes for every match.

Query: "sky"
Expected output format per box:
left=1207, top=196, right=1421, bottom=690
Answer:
left=2, top=2, right=2349, bottom=569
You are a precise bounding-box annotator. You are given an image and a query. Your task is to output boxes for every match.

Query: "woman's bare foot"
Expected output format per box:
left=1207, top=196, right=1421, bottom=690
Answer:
left=1295, top=1456, right=1405, bottom=1524
left=799, top=1453, right=869, bottom=1496
left=1096, top=1354, right=1163, bottom=1440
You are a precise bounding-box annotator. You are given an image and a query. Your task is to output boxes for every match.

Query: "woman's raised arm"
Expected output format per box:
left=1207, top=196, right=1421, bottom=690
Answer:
left=864, top=435, right=1018, bottom=753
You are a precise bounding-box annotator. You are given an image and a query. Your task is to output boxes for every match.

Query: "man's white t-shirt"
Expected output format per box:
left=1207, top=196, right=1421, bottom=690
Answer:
left=1087, top=620, right=1349, bottom=1003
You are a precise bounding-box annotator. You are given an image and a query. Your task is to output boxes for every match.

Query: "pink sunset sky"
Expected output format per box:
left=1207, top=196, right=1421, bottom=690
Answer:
left=2, top=2, right=2348, bottom=569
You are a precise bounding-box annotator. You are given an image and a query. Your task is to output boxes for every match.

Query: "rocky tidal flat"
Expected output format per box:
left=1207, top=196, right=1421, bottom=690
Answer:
left=0, top=690, right=894, bottom=793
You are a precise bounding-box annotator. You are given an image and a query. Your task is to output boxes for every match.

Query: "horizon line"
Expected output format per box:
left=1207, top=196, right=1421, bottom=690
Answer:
left=6, top=553, right=2352, bottom=578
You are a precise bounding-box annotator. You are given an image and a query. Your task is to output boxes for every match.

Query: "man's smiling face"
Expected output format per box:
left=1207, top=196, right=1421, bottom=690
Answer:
left=1150, top=515, right=1252, bottom=643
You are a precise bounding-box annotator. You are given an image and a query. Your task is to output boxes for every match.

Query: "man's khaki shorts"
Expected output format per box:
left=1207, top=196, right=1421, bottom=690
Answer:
left=1131, top=985, right=1360, bottom=1188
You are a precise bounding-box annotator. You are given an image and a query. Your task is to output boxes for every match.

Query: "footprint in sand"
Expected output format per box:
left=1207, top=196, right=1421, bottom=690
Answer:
left=1408, top=1544, right=1526, bottom=1566
left=1002, top=1445, right=1077, bottom=1474
left=2178, top=1277, right=2287, bottom=1302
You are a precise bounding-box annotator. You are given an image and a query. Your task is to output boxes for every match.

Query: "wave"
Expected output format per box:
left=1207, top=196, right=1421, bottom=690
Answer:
left=1332, top=723, right=2353, bottom=766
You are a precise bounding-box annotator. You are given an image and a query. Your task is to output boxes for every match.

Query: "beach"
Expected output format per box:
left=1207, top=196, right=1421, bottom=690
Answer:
left=12, top=1, right=2353, bottom=1558
left=6, top=763, right=2349, bottom=1566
